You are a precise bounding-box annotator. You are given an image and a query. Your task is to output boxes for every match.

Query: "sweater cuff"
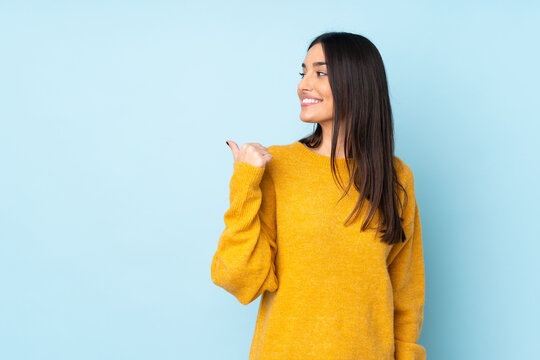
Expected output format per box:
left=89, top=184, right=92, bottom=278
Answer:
left=395, top=339, right=426, bottom=360
left=230, top=161, right=266, bottom=189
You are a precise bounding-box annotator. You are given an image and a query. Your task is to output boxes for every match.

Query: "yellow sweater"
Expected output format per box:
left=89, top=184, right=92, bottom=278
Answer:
left=211, top=141, right=426, bottom=360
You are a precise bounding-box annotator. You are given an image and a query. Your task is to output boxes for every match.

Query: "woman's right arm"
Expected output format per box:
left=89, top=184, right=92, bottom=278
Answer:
left=210, top=159, right=279, bottom=305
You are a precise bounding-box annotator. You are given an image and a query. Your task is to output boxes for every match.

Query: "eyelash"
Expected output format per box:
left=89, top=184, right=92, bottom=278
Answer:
left=299, top=71, right=326, bottom=78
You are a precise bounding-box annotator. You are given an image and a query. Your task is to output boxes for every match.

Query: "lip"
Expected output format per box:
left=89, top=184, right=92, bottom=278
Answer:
left=301, top=101, right=321, bottom=107
left=301, top=95, right=323, bottom=107
left=302, top=95, right=322, bottom=100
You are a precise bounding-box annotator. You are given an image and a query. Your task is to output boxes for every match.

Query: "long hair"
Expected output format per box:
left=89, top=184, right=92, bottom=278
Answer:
left=298, top=31, right=408, bottom=245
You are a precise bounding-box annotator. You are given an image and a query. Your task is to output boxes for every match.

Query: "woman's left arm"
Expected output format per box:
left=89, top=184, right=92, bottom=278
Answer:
left=387, top=167, right=427, bottom=360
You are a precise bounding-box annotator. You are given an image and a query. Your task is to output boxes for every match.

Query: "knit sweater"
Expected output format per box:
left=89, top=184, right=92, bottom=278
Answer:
left=211, top=141, right=426, bottom=360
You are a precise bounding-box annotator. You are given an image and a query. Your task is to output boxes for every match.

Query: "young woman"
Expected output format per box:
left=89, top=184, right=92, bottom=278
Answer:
left=211, top=32, right=426, bottom=360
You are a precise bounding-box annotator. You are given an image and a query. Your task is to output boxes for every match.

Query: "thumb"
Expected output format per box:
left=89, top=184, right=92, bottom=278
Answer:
left=226, top=140, right=240, bottom=161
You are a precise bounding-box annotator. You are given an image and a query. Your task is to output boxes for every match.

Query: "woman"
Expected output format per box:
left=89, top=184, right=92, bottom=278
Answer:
left=211, top=31, right=426, bottom=360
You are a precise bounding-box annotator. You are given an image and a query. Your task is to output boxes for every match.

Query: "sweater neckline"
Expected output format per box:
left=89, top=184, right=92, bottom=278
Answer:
left=294, top=141, right=353, bottom=165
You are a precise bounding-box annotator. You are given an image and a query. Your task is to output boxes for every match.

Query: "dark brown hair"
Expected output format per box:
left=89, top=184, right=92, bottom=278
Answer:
left=299, top=31, right=408, bottom=245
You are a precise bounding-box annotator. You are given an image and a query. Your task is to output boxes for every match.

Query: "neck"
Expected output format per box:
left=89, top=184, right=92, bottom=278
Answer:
left=314, top=122, right=346, bottom=158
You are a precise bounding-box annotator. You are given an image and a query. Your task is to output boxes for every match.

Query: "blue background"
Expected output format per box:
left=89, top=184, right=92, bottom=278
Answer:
left=1, top=1, right=539, bottom=359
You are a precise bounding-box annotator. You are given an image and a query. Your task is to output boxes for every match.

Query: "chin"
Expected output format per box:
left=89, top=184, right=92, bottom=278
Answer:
left=299, top=117, right=318, bottom=124
left=299, top=113, right=331, bottom=124
left=300, top=112, right=319, bottom=122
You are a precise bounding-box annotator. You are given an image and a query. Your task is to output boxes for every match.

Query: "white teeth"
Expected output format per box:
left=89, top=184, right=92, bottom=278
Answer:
left=303, top=98, right=321, bottom=103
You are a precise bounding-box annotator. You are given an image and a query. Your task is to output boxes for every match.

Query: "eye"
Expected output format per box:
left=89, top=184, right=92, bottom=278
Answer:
left=299, top=71, right=326, bottom=78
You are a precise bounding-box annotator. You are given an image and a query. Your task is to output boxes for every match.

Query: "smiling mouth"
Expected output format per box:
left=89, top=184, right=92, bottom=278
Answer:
left=301, top=98, right=322, bottom=106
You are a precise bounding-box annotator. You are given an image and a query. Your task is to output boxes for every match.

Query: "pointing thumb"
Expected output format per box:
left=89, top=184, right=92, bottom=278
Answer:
left=226, top=140, right=240, bottom=161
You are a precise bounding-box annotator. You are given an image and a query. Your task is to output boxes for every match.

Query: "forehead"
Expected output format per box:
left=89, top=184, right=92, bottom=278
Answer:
left=302, top=43, right=326, bottom=68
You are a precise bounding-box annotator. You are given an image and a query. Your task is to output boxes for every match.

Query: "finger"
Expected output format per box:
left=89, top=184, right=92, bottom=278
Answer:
left=251, top=143, right=270, bottom=155
left=227, top=140, right=240, bottom=160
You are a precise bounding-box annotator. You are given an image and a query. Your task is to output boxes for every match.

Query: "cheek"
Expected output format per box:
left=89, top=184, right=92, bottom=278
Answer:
left=324, top=96, right=333, bottom=109
left=325, top=88, right=333, bottom=110
left=326, top=100, right=333, bottom=114
left=323, top=87, right=332, bottom=102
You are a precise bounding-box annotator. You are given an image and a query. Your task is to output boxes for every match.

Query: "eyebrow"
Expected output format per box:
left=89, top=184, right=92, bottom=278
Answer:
left=301, top=61, right=327, bottom=68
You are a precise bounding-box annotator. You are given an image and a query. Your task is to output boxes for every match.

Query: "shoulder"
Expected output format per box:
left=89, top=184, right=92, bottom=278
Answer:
left=393, top=155, right=417, bottom=205
left=266, top=142, right=296, bottom=157
left=393, top=155, right=415, bottom=186
left=392, top=156, right=418, bottom=230
left=265, top=142, right=298, bottom=166
left=261, top=142, right=299, bottom=180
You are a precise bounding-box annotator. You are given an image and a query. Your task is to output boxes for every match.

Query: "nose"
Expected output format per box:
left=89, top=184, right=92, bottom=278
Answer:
left=298, top=76, right=312, bottom=97
left=298, top=73, right=312, bottom=93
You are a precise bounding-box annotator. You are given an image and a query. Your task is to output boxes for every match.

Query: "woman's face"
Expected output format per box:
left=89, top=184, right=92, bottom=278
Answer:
left=297, top=42, right=334, bottom=125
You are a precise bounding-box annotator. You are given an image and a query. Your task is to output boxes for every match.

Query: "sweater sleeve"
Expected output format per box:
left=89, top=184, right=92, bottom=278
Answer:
left=210, top=160, right=279, bottom=305
left=387, top=167, right=427, bottom=360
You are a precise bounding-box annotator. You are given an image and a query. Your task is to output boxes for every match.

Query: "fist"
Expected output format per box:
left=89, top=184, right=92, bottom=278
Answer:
left=226, top=140, right=272, bottom=168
